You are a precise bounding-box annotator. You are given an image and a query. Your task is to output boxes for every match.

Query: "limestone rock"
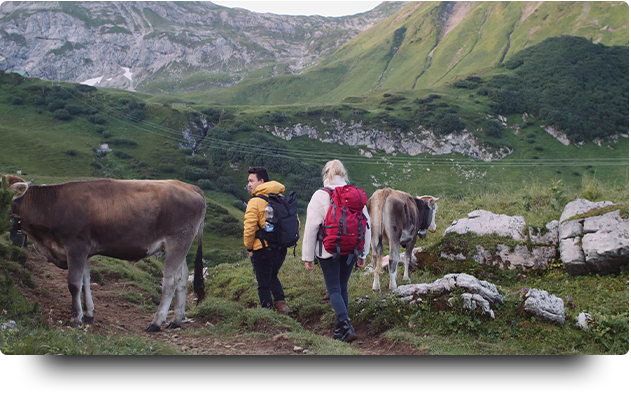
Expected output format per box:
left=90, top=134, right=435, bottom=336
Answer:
left=395, top=274, right=502, bottom=318
left=560, top=199, right=613, bottom=223
left=473, top=244, right=557, bottom=270
left=443, top=210, right=527, bottom=241
left=522, top=289, right=565, bottom=326
left=575, top=312, right=592, bottom=331
left=528, top=220, right=559, bottom=245
left=559, top=205, right=629, bottom=275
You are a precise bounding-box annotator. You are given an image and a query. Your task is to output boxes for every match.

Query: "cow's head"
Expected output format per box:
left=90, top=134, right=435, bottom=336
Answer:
left=415, top=195, right=440, bottom=234
left=4, top=175, right=32, bottom=201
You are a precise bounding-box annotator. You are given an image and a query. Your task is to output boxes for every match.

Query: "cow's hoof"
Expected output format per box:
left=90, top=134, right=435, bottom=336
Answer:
left=146, top=324, right=161, bottom=333
left=166, top=322, right=181, bottom=330
left=82, top=316, right=93, bottom=324
left=70, top=318, right=83, bottom=328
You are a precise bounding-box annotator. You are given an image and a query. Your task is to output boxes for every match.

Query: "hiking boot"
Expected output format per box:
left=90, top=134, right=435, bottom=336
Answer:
left=274, top=300, right=291, bottom=315
left=333, top=319, right=358, bottom=343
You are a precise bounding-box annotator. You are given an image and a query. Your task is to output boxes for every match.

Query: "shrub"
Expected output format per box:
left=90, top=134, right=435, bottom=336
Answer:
left=269, top=112, right=286, bottom=123
left=53, top=109, right=72, bottom=121
left=485, top=120, right=504, bottom=138
left=434, top=114, right=466, bottom=136
left=65, top=104, right=83, bottom=115
left=454, top=79, right=479, bottom=89
left=232, top=200, right=246, bottom=211
left=113, top=151, right=132, bottom=159
left=11, top=96, right=24, bottom=105
left=47, top=99, right=66, bottom=112
left=182, top=166, right=212, bottom=181
left=108, top=138, right=137, bottom=147
left=31, top=96, right=45, bottom=105
left=186, top=156, right=209, bottom=167
left=387, top=115, right=410, bottom=131
left=129, top=109, right=145, bottom=122
left=198, top=179, right=213, bottom=190
left=89, top=114, right=107, bottom=125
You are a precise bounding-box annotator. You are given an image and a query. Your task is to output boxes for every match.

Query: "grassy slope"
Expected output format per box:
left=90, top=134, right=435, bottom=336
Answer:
left=181, top=2, right=628, bottom=106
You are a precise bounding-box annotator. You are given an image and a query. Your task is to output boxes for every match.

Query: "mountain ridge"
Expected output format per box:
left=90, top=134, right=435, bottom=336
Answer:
left=0, top=1, right=404, bottom=92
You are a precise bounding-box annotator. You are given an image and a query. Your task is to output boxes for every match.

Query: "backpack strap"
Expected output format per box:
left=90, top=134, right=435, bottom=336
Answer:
left=317, top=187, right=335, bottom=257
left=252, top=194, right=269, bottom=248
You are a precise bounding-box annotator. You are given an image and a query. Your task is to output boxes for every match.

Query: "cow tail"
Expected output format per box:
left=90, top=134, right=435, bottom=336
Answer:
left=193, top=216, right=206, bottom=304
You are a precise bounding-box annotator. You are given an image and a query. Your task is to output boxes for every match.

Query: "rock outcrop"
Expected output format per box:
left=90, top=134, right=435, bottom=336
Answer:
left=395, top=273, right=503, bottom=318
left=439, top=199, right=628, bottom=275
left=268, top=123, right=512, bottom=161
left=441, top=210, right=557, bottom=270
left=558, top=199, right=629, bottom=275
left=0, top=1, right=403, bottom=91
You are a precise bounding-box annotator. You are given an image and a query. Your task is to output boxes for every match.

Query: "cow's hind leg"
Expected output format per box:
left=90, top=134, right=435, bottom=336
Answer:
left=66, top=250, right=88, bottom=327
left=403, top=238, right=416, bottom=283
left=82, top=261, right=95, bottom=323
left=166, top=261, right=189, bottom=330
left=388, top=243, right=401, bottom=291
left=147, top=241, right=189, bottom=332
left=370, top=238, right=382, bottom=292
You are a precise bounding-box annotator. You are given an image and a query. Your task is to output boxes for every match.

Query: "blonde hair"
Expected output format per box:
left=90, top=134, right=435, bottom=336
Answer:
left=322, top=159, right=349, bottom=186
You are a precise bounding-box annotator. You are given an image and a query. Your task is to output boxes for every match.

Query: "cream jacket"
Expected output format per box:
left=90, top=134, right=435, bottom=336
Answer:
left=301, top=175, right=371, bottom=262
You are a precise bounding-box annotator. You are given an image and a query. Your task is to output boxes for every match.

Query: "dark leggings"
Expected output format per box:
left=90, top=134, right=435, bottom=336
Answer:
left=318, top=255, right=355, bottom=323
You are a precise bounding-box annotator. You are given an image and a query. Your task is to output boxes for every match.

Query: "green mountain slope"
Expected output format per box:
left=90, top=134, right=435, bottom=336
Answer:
left=192, top=1, right=628, bottom=105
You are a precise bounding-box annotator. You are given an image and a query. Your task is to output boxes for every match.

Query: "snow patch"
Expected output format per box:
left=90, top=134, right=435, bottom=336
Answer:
left=81, top=76, right=103, bottom=86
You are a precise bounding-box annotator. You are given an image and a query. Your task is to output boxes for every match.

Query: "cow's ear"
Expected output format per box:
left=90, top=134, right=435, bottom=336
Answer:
left=10, top=182, right=28, bottom=200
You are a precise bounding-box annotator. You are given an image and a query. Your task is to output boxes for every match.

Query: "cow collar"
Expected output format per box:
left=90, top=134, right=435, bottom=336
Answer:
left=416, top=203, right=433, bottom=238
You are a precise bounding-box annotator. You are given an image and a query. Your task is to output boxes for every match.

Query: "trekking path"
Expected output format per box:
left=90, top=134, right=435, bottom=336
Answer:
left=13, top=249, right=423, bottom=355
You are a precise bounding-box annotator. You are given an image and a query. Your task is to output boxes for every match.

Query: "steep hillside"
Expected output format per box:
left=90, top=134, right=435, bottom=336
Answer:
left=0, top=1, right=404, bottom=92
left=199, top=1, right=628, bottom=104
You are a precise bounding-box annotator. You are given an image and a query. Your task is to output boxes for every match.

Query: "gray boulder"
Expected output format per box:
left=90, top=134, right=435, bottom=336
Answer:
left=522, top=289, right=565, bottom=326
left=443, top=210, right=527, bottom=241
left=442, top=210, right=557, bottom=270
left=395, top=273, right=503, bottom=318
left=558, top=198, right=629, bottom=275
left=560, top=199, right=613, bottom=223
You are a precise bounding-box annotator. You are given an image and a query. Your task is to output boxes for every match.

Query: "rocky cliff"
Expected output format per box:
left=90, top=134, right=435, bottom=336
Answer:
left=0, top=1, right=404, bottom=92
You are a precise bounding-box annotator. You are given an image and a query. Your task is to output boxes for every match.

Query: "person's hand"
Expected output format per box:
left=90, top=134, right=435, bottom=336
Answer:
left=357, top=258, right=366, bottom=268
left=304, top=261, right=313, bottom=271
left=249, top=251, right=253, bottom=258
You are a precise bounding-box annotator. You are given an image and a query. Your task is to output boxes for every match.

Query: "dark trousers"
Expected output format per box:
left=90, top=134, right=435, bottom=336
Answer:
left=250, top=247, right=287, bottom=309
left=318, top=255, right=355, bottom=323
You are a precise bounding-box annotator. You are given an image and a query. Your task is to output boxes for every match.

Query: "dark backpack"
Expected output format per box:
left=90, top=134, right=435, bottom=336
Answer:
left=254, top=191, right=300, bottom=251
left=317, top=185, right=369, bottom=265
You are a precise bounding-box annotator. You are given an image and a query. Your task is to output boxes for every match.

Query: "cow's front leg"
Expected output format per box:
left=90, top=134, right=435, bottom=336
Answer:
left=66, top=251, right=88, bottom=327
left=82, top=262, right=94, bottom=323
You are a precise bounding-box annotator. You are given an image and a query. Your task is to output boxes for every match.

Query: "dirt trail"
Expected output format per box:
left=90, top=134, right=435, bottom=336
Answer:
left=14, top=249, right=422, bottom=355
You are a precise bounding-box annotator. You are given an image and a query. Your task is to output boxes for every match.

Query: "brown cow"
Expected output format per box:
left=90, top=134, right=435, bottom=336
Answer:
left=6, top=176, right=206, bottom=332
left=367, top=188, right=439, bottom=291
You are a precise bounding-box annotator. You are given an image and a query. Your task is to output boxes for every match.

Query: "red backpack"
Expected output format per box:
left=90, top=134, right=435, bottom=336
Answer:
left=317, top=185, right=369, bottom=264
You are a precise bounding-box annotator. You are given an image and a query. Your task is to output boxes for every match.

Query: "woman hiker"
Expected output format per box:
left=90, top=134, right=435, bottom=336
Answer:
left=301, top=159, right=371, bottom=342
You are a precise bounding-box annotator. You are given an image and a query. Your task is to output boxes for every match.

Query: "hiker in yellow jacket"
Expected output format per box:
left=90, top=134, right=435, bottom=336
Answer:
left=244, top=166, right=290, bottom=314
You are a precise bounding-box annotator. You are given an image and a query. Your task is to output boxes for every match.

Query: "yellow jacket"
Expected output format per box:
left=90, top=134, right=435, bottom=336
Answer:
left=243, top=181, right=286, bottom=251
